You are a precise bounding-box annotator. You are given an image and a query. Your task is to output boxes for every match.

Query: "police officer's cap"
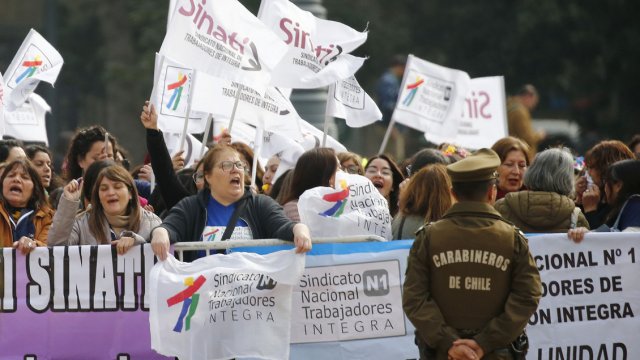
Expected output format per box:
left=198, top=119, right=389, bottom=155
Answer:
left=446, top=148, right=500, bottom=182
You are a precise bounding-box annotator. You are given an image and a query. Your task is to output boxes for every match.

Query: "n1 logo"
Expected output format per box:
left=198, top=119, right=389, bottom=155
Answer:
left=363, top=269, right=389, bottom=296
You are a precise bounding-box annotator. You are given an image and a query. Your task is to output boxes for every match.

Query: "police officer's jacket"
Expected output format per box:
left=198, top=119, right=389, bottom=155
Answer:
left=403, top=202, right=541, bottom=359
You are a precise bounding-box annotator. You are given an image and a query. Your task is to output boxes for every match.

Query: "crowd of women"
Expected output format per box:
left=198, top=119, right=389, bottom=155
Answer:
left=1, top=100, right=639, bottom=260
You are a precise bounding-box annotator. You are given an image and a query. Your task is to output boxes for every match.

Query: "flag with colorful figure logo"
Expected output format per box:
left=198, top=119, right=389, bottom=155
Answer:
left=326, top=75, right=382, bottom=127
left=149, top=249, right=305, bottom=360
left=258, top=0, right=367, bottom=89
left=160, top=0, right=288, bottom=88
left=391, top=54, right=470, bottom=139
left=298, top=172, right=392, bottom=240
left=3, top=93, right=50, bottom=145
left=3, top=29, right=63, bottom=111
left=150, top=54, right=207, bottom=134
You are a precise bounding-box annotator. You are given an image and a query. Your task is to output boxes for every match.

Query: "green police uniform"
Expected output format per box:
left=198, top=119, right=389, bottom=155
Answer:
left=402, top=149, right=542, bottom=360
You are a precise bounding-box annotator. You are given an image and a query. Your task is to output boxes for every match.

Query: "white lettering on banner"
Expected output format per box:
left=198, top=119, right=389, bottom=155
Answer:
left=291, top=260, right=405, bottom=343
left=526, top=233, right=639, bottom=358
left=3, top=246, right=155, bottom=314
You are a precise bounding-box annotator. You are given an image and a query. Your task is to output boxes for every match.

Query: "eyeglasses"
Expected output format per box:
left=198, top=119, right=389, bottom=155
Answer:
left=365, top=167, right=393, bottom=177
left=217, top=161, right=248, bottom=172
left=344, top=165, right=360, bottom=175
left=192, top=172, right=205, bottom=184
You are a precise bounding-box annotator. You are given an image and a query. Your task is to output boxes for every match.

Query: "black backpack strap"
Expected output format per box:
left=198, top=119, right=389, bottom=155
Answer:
left=221, top=197, right=249, bottom=241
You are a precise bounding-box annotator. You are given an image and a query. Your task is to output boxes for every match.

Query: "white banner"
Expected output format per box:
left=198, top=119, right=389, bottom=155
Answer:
left=3, top=93, right=50, bottom=144
left=160, top=0, right=287, bottom=87
left=391, top=54, right=470, bottom=139
left=258, top=0, right=366, bottom=89
left=299, top=119, right=347, bottom=153
left=298, top=172, right=392, bottom=240
left=163, top=132, right=208, bottom=168
left=0, top=71, right=5, bottom=131
left=151, top=54, right=207, bottom=134
left=150, top=249, right=305, bottom=360
left=425, top=76, right=507, bottom=149
left=3, top=29, right=63, bottom=111
left=327, top=76, right=382, bottom=128
left=527, top=232, right=640, bottom=358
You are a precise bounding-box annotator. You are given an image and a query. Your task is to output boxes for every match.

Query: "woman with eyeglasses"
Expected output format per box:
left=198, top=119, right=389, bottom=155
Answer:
left=151, top=144, right=312, bottom=262
left=568, top=159, right=640, bottom=242
left=491, top=137, right=531, bottom=200
left=337, top=152, right=365, bottom=176
left=364, top=154, right=404, bottom=217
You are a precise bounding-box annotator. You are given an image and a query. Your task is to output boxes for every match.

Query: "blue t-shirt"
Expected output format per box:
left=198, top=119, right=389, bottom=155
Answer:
left=198, top=195, right=252, bottom=257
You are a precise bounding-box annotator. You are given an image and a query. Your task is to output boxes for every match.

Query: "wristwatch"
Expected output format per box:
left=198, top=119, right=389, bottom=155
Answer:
left=120, top=230, right=135, bottom=239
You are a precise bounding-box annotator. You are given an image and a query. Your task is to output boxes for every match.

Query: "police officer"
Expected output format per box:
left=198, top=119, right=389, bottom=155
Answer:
left=403, top=148, right=541, bottom=360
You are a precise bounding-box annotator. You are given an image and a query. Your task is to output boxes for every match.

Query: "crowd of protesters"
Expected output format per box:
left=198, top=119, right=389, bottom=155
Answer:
left=0, top=99, right=638, bottom=259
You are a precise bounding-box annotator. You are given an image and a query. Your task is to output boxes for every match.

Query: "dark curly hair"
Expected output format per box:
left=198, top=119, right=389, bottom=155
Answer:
left=63, top=126, right=116, bottom=181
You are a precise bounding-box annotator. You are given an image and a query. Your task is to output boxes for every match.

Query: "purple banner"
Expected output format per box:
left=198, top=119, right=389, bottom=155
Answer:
left=0, top=245, right=170, bottom=360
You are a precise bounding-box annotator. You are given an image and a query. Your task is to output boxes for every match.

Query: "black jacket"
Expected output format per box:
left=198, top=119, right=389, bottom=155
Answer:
left=160, top=188, right=296, bottom=262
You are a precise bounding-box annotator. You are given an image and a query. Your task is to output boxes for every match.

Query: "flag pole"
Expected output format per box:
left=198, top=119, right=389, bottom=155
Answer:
left=200, top=113, right=213, bottom=158
left=227, top=86, right=243, bottom=134
left=251, top=127, right=264, bottom=189
left=379, top=117, right=396, bottom=154
left=322, top=85, right=334, bottom=147
left=179, top=71, right=197, bottom=152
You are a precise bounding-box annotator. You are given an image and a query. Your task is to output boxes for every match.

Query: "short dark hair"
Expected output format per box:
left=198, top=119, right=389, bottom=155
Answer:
left=0, top=139, right=25, bottom=163
left=452, top=179, right=496, bottom=202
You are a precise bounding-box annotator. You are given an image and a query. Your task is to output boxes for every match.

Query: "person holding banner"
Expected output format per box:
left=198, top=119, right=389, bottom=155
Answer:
left=150, top=144, right=312, bottom=262
left=403, top=149, right=541, bottom=360
left=0, top=159, right=53, bottom=251
left=495, top=148, right=589, bottom=233
left=491, top=137, right=531, bottom=200
left=364, top=154, right=404, bottom=217
left=48, top=165, right=161, bottom=253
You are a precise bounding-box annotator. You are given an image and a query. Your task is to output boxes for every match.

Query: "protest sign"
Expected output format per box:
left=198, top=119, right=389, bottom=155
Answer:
left=160, top=0, right=287, bottom=87
left=527, top=233, right=640, bottom=359
left=3, top=93, right=50, bottom=144
left=425, top=76, right=507, bottom=149
left=298, top=172, right=392, bottom=240
left=327, top=76, right=382, bottom=128
left=3, top=29, right=63, bottom=111
left=149, top=250, right=305, bottom=360
left=151, top=54, right=207, bottom=134
left=258, top=0, right=366, bottom=88
left=390, top=54, right=470, bottom=139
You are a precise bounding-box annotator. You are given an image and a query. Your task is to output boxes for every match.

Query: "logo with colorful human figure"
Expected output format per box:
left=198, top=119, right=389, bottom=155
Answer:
left=319, top=179, right=349, bottom=218
left=16, top=55, right=43, bottom=84
left=167, top=275, right=206, bottom=333
left=166, top=72, right=187, bottom=111
left=402, top=77, right=425, bottom=106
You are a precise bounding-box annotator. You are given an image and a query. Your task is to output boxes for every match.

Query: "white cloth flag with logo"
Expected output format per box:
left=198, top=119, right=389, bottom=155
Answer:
left=391, top=54, right=470, bottom=139
left=149, top=249, right=305, bottom=360
left=0, top=71, right=5, bottom=130
left=3, top=93, right=50, bottom=144
left=258, top=0, right=367, bottom=88
left=3, top=29, right=63, bottom=111
left=327, top=76, right=382, bottom=127
left=298, top=172, right=392, bottom=240
left=425, top=76, right=507, bottom=149
left=160, top=0, right=287, bottom=87
left=163, top=132, right=208, bottom=168
left=151, top=54, right=207, bottom=134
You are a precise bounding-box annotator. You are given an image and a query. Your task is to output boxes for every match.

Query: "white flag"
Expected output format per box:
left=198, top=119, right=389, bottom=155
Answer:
left=149, top=250, right=305, bottom=360
left=3, top=93, right=50, bottom=145
left=299, top=119, right=346, bottom=153
left=151, top=54, right=207, bottom=134
left=163, top=132, right=208, bottom=168
left=327, top=76, right=382, bottom=127
left=160, top=0, right=288, bottom=87
left=425, top=76, right=508, bottom=149
left=298, top=172, right=392, bottom=240
left=391, top=54, right=470, bottom=140
left=3, top=29, right=63, bottom=111
left=258, top=0, right=367, bottom=88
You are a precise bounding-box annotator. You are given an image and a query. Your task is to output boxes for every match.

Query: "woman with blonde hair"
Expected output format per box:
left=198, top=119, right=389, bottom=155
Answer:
left=392, top=164, right=453, bottom=239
